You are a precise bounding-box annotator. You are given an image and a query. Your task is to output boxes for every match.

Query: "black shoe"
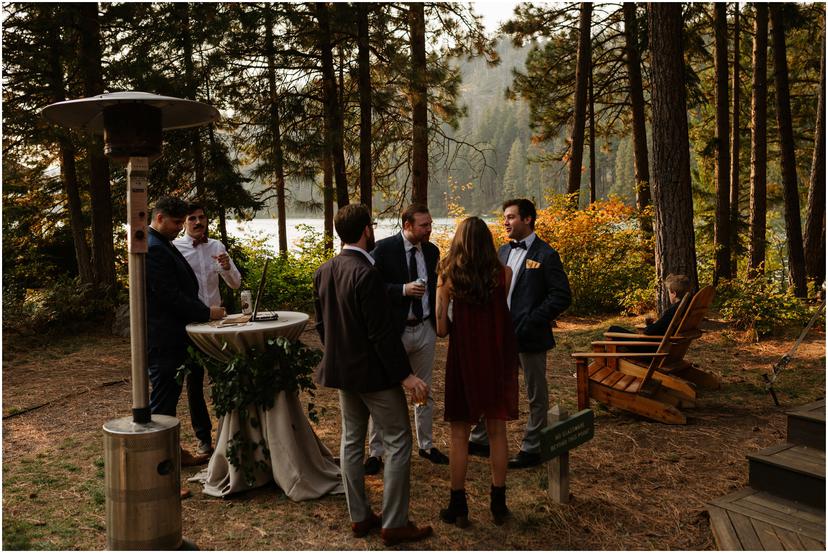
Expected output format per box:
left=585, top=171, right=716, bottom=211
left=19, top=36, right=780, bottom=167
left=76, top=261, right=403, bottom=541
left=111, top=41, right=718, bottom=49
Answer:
left=507, top=451, right=542, bottom=469
left=364, top=456, right=382, bottom=475
left=490, top=485, right=511, bottom=525
left=418, top=447, right=449, bottom=465
left=440, top=488, right=470, bottom=528
left=467, top=441, right=490, bottom=458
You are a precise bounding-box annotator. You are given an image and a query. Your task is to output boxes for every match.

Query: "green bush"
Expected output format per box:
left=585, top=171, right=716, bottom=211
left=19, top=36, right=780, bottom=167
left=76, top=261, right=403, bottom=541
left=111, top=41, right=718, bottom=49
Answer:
left=2, top=276, right=114, bottom=334
left=717, top=275, right=815, bottom=339
left=234, top=225, right=333, bottom=314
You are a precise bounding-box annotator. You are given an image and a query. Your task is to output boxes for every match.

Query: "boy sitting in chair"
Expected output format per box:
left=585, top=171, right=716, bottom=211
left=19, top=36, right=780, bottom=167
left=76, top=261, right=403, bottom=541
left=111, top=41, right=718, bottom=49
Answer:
left=610, top=274, right=691, bottom=341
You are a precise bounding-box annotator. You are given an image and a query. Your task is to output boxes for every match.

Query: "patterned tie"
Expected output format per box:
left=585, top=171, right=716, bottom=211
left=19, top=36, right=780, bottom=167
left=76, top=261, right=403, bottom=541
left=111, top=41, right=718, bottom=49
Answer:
left=192, top=234, right=208, bottom=247
left=409, top=247, right=423, bottom=321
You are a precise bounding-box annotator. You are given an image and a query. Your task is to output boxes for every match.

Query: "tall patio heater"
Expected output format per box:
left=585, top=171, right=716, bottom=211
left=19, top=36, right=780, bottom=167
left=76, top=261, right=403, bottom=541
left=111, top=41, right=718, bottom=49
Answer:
left=42, top=92, right=219, bottom=550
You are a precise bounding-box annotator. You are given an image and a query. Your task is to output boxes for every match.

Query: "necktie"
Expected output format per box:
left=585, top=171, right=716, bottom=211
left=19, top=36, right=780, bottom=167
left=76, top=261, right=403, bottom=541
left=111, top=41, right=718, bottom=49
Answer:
left=510, top=240, right=527, bottom=250
left=409, top=248, right=423, bottom=321
left=192, top=234, right=208, bottom=247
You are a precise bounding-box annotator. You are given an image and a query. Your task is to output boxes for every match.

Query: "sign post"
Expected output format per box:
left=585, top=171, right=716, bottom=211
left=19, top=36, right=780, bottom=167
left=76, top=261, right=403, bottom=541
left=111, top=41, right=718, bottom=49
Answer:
left=539, top=405, right=595, bottom=504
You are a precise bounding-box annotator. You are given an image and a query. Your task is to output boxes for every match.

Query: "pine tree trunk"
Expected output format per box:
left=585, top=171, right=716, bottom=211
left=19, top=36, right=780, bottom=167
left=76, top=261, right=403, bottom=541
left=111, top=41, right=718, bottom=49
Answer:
left=409, top=3, right=428, bottom=206
left=265, top=5, right=288, bottom=255
left=804, top=31, right=826, bottom=286
left=566, top=2, right=592, bottom=207
left=770, top=5, right=807, bottom=297
left=322, top=119, right=334, bottom=254
left=648, top=3, right=699, bottom=311
left=749, top=3, right=768, bottom=277
left=358, top=4, right=373, bottom=210
left=589, top=67, right=596, bottom=204
left=315, top=2, right=348, bottom=208
left=713, top=3, right=731, bottom=284
left=76, top=3, right=115, bottom=293
left=178, top=3, right=204, bottom=199
left=729, top=5, right=741, bottom=275
left=46, top=8, right=93, bottom=285
left=623, top=2, right=652, bottom=236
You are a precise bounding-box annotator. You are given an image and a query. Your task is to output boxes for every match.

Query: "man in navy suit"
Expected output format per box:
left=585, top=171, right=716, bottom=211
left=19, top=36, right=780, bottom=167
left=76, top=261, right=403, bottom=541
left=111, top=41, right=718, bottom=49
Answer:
left=364, top=204, right=448, bottom=474
left=147, top=196, right=225, bottom=467
left=469, top=198, right=571, bottom=469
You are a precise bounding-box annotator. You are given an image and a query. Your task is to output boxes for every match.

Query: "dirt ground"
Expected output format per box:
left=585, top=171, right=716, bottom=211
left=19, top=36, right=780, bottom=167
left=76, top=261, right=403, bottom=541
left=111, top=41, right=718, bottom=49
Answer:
left=2, top=313, right=825, bottom=550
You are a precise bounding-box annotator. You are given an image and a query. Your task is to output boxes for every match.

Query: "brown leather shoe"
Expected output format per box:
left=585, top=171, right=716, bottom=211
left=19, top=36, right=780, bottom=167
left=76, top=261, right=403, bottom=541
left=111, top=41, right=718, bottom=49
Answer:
left=181, top=447, right=210, bottom=467
left=381, top=522, right=433, bottom=547
left=351, top=511, right=381, bottom=538
left=180, top=488, right=192, bottom=500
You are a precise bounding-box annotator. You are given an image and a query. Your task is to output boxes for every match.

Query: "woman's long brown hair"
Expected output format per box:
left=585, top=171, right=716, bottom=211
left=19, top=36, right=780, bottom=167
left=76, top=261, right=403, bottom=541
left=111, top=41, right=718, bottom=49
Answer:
left=438, top=216, right=502, bottom=305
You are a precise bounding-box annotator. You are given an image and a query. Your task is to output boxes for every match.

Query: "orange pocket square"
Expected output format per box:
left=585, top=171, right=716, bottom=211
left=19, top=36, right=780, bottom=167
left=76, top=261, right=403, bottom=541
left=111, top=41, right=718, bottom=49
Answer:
left=525, top=259, right=541, bottom=269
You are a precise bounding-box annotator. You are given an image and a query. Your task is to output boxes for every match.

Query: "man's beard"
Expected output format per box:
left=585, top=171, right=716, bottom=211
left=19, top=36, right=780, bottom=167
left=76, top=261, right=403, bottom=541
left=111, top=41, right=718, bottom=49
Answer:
left=366, top=234, right=375, bottom=252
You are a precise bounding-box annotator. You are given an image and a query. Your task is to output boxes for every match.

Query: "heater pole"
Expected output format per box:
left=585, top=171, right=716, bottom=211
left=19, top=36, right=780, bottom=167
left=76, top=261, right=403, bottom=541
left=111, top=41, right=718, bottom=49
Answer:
left=126, top=157, right=151, bottom=423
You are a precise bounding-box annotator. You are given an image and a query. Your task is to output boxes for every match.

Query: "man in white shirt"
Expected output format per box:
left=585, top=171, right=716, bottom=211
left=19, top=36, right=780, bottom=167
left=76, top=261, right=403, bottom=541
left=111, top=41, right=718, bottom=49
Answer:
left=174, top=202, right=242, bottom=454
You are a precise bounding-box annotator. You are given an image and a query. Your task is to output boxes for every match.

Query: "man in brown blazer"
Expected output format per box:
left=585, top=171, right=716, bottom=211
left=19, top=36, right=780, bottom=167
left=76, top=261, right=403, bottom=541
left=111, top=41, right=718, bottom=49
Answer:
left=314, top=204, right=433, bottom=547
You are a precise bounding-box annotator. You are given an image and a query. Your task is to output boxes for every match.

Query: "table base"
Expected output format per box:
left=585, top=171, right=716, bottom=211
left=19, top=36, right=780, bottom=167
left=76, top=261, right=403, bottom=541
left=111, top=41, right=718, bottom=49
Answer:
left=199, top=391, right=343, bottom=501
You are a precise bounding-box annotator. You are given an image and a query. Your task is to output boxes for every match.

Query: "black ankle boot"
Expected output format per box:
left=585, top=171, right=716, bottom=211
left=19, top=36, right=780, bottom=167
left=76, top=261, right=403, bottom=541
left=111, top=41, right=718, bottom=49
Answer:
left=490, top=485, right=511, bottom=525
left=439, top=488, right=470, bottom=528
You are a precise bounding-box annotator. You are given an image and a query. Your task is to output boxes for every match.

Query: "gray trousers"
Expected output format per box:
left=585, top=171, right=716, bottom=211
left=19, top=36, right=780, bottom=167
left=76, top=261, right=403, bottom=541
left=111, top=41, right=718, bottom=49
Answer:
left=470, top=350, right=548, bottom=454
left=368, top=322, right=436, bottom=456
left=339, top=387, right=412, bottom=529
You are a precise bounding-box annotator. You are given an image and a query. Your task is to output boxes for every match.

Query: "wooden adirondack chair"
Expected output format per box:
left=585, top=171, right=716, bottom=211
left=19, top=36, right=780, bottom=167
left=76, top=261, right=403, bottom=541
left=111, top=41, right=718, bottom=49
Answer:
left=603, top=285, right=719, bottom=390
left=572, top=294, right=692, bottom=424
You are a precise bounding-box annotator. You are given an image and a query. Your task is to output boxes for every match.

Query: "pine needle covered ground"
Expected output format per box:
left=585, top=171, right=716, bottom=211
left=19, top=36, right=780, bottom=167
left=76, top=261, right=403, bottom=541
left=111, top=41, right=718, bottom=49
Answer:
left=3, top=313, right=824, bottom=550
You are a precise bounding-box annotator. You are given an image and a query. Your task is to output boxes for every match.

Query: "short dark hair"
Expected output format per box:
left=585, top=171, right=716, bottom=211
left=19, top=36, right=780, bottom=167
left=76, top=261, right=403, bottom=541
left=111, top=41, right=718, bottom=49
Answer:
left=186, top=201, right=204, bottom=215
left=153, top=196, right=188, bottom=219
left=665, top=274, right=691, bottom=299
left=503, top=198, right=537, bottom=229
left=334, top=204, right=372, bottom=244
left=401, top=203, right=430, bottom=227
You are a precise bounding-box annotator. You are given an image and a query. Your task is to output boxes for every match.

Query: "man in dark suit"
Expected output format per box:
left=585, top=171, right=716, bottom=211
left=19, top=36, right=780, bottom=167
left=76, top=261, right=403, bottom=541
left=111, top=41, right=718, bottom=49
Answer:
left=364, top=204, right=447, bottom=474
left=147, top=196, right=225, bottom=468
left=313, top=204, right=432, bottom=547
left=469, top=198, right=571, bottom=469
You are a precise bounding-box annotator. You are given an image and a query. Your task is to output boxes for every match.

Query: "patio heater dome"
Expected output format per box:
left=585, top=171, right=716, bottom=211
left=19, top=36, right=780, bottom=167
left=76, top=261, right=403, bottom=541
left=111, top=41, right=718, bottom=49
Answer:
left=41, top=91, right=219, bottom=159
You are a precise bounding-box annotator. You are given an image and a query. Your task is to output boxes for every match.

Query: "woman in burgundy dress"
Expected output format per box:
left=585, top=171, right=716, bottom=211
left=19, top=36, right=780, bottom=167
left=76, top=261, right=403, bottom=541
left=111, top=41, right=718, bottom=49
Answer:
left=435, top=216, right=519, bottom=527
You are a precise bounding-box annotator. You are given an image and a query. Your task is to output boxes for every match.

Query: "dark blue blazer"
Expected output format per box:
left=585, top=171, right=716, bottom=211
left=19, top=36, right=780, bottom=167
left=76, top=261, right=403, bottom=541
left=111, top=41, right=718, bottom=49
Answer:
left=371, top=233, right=439, bottom=334
left=146, top=227, right=211, bottom=351
left=499, top=236, right=571, bottom=353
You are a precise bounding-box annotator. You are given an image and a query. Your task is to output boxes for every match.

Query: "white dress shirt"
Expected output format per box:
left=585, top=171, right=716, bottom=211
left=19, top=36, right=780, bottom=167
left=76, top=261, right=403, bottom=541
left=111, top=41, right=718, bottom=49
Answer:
left=506, top=231, right=536, bottom=308
left=173, top=235, right=242, bottom=307
left=343, top=245, right=375, bottom=265
left=402, top=233, right=430, bottom=320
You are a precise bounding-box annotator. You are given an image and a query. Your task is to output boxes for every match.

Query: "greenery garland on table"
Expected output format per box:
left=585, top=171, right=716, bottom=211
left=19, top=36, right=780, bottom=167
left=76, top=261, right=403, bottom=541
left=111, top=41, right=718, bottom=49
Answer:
left=177, top=336, right=322, bottom=486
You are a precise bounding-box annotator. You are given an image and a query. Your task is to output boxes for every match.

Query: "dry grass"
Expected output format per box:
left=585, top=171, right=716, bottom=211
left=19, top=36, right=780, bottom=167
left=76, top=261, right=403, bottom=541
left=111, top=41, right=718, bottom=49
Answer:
left=2, top=313, right=824, bottom=550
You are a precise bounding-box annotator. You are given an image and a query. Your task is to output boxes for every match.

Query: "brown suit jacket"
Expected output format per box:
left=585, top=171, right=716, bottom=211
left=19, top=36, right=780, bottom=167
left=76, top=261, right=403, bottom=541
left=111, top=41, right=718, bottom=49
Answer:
left=313, top=249, right=412, bottom=393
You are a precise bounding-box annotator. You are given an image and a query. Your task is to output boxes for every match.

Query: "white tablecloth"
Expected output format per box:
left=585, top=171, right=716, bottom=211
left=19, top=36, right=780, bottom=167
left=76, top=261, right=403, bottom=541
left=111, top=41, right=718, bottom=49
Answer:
left=186, top=313, right=343, bottom=501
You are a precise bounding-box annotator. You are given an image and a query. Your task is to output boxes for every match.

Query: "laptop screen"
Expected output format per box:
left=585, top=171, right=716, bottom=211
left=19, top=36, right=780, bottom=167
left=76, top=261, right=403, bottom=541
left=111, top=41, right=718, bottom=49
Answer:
left=251, top=258, right=270, bottom=322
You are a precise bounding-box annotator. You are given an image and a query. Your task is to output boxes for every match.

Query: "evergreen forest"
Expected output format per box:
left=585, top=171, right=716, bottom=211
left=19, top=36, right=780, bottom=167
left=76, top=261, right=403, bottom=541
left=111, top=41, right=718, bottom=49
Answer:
left=2, top=2, right=825, bottom=332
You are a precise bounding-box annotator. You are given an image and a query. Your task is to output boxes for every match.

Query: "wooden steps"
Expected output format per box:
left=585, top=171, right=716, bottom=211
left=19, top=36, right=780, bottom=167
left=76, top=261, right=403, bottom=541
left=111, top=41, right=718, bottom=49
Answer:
left=708, top=488, right=825, bottom=550
left=748, top=443, right=825, bottom=508
left=787, top=399, right=826, bottom=450
left=707, top=398, right=825, bottom=550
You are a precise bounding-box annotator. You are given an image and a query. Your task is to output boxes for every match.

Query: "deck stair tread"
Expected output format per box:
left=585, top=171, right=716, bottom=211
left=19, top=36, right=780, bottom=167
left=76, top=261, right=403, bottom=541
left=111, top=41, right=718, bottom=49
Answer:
left=707, top=487, right=826, bottom=550
left=786, top=399, right=826, bottom=423
left=748, top=442, right=826, bottom=478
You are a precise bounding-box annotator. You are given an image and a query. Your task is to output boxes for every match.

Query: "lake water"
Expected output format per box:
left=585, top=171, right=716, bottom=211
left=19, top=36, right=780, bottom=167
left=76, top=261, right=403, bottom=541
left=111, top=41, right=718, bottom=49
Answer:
left=225, top=217, right=462, bottom=254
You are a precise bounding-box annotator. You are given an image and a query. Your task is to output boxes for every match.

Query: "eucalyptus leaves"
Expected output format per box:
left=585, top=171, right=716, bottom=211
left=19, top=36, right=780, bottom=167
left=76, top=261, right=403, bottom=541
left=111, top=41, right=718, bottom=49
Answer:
left=179, top=336, right=322, bottom=485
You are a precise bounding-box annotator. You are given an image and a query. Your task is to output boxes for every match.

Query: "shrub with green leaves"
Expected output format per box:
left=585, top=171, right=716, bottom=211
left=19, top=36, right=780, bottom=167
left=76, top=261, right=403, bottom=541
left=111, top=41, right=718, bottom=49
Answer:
left=233, top=225, right=333, bottom=314
left=717, top=275, right=814, bottom=339
left=2, top=276, right=114, bottom=334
